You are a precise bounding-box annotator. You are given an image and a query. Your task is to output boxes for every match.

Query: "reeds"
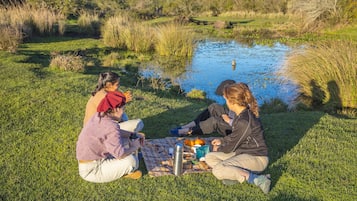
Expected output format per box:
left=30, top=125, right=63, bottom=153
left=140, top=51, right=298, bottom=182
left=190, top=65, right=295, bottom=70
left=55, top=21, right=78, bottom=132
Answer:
left=155, top=23, right=195, bottom=57
left=78, top=11, right=100, bottom=36
left=102, top=15, right=131, bottom=49
left=121, top=21, right=156, bottom=52
left=102, top=16, right=195, bottom=56
left=0, top=3, right=65, bottom=51
left=282, top=40, right=357, bottom=111
left=103, top=16, right=155, bottom=52
left=0, top=25, right=22, bottom=52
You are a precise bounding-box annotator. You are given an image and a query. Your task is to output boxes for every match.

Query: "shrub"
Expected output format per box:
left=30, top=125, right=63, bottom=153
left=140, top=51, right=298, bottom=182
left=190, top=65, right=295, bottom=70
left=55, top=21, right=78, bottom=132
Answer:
left=49, top=53, right=85, bottom=72
left=155, top=23, right=196, bottom=57
left=186, top=89, right=206, bottom=100
left=282, top=40, right=357, bottom=112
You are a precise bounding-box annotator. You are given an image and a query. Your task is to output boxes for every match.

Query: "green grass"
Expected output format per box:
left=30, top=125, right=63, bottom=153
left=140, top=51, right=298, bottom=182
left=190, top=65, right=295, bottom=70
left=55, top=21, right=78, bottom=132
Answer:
left=1, top=36, right=356, bottom=200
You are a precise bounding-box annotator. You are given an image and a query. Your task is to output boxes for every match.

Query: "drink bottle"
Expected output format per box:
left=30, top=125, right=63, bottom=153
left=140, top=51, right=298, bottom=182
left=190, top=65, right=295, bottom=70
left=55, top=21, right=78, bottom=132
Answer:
left=173, top=143, right=183, bottom=176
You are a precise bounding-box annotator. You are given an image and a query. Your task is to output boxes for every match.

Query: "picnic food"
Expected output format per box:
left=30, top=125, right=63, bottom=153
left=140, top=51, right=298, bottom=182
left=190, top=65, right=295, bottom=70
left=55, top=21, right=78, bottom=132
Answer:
left=194, top=138, right=205, bottom=146
left=184, top=138, right=206, bottom=147
left=184, top=139, right=195, bottom=146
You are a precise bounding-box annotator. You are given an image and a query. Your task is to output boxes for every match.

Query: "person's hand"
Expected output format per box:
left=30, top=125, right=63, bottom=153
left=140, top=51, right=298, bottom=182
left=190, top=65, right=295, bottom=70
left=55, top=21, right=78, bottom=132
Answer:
left=211, top=139, right=221, bottom=152
left=123, top=91, right=133, bottom=102
left=136, top=132, right=146, bottom=146
left=221, top=114, right=230, bottom=124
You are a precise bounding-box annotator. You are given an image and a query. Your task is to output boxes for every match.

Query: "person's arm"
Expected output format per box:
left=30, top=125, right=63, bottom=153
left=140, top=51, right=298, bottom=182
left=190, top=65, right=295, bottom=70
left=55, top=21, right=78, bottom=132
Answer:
left=218, top=118, right=250, bottom=153
left=221, top=114, right=232, bottom=125
left=104, top=127, right=140, bottom=159
left=119, top=129, right=134, bottom=138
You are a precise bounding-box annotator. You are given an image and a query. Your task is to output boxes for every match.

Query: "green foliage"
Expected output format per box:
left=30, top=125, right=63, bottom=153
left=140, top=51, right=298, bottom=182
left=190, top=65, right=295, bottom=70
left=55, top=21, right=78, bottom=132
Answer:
left=186, top=89, right=206, bottom=100
left=282, top=40, right=357, bottom=112
left=260, top=98, right=288, bottom=114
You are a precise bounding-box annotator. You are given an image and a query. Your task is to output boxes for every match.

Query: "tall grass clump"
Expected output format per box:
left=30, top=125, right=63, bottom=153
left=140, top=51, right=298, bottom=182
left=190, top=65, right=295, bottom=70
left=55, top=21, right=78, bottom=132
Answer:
left=102, top=15, right=131, bottom=49
left=282, top=40, right=357, bottom=112
left=0, top=25, right=23, bottom=52
left=0, top=3, right=65, bottom=37
left=31, top=4, right=64, bottom=35
left=49, top=52, right=85, bottom=72
left=102, top=15, right=155, bottom=52
left=121, top=21, right=156, bottom=52
left=155, top=23, right=196, bottom=57
left=78, top=11, right=101, bottom=36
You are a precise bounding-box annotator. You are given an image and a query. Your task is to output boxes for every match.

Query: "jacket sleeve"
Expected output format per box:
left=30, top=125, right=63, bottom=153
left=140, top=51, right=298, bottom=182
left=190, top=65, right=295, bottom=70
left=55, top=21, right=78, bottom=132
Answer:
left=218, top=118, right=250, bottom=153
left=103, top=124, right=126, bottom=159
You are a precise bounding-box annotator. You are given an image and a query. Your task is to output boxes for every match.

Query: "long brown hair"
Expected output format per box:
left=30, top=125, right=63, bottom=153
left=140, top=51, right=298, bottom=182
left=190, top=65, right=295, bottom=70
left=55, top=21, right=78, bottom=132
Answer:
left=223, top=82, right=259, bottom=117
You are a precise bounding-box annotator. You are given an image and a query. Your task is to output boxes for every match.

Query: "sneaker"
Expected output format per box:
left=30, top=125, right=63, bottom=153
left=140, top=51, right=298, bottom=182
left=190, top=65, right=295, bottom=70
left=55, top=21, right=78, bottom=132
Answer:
left=169, top=127, right=191, bottom=137
left=253, top=174, right=271, bottom=194
left=222, top=179, right=238, bottom=185
left=123, top=170, right=142, bottom=179
left=169, top=128, right=180, bottom=136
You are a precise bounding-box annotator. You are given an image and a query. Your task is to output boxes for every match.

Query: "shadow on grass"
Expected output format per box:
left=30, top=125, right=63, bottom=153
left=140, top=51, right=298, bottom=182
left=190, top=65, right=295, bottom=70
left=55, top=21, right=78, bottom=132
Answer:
left=262, top=79, right=332, bottom=191
left=261, top=111, right=324, bottom=190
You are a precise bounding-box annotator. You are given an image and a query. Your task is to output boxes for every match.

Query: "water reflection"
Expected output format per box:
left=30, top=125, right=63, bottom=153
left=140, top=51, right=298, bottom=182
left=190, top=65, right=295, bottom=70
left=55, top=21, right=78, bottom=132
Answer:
left=140, top=40, right=297, bottom=105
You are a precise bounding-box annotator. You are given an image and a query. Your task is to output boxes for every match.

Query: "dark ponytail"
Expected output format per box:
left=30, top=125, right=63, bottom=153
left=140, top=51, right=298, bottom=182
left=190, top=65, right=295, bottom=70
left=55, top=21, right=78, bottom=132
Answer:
left=91, top=72, right=120, bottom=96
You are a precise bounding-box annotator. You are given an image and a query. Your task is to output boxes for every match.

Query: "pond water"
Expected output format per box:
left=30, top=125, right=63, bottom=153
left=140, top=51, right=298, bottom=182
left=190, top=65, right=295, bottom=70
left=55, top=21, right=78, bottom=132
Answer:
left=140, top=40, right=297, bottom=105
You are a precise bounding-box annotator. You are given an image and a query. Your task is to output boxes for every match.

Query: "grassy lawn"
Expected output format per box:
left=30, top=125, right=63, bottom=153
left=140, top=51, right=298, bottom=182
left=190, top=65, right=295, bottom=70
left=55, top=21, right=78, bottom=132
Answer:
left=0, top=35, right=356, bottom=200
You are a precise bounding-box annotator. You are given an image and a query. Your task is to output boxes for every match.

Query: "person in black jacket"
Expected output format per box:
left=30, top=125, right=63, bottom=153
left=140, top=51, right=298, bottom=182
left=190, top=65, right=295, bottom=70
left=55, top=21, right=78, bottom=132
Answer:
left=205, top=82, right=271, bottom=194
left=170, top=80, right=236, bottom=136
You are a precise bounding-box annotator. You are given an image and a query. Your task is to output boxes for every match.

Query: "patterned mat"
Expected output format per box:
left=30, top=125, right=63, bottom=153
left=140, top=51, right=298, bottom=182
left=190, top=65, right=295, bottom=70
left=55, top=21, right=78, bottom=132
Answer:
left=141, top=137, right=215, bottom=177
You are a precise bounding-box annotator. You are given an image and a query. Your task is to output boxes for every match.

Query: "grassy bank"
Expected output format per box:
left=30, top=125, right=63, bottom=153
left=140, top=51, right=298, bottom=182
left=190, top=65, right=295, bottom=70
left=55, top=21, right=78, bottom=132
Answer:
left=0, top=37, right=356, bottom=200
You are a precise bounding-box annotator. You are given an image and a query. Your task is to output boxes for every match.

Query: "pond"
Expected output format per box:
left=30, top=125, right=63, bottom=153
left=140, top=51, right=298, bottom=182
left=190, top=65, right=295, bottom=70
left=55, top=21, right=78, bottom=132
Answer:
left=140, top=39, right=297, bottom=105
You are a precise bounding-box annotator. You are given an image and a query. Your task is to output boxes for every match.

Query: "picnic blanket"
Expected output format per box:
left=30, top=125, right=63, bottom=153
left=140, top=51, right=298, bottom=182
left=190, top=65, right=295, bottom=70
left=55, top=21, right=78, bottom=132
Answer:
left=141, top=137, right=215, bottom=177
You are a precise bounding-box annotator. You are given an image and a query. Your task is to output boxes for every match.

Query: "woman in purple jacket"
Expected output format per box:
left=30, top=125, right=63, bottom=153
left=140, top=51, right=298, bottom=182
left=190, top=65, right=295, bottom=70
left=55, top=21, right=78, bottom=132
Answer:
left=76, top=91, right=144, bottom=183
left=205, top=83, right=271, bottom=194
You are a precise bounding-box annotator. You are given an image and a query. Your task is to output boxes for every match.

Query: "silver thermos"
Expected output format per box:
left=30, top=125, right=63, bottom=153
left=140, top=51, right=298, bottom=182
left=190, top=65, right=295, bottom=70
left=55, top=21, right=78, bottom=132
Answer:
left=173, top=143, right=183, bottom=176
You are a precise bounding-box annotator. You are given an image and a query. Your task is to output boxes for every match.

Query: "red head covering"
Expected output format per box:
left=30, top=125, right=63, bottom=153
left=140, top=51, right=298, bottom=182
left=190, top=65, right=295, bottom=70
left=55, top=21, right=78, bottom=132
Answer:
left=97, top=91, right=126, bottom=112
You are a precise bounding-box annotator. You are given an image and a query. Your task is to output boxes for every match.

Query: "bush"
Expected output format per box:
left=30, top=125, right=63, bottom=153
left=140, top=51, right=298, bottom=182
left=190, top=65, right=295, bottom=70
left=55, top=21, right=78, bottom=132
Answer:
left=155, top=23, right=196, bottom=57
left=282, top=40, right=357, bottom=112
left=186, top=89, right=206, bottom=100
left=49, top=53, right=85, bottom=72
